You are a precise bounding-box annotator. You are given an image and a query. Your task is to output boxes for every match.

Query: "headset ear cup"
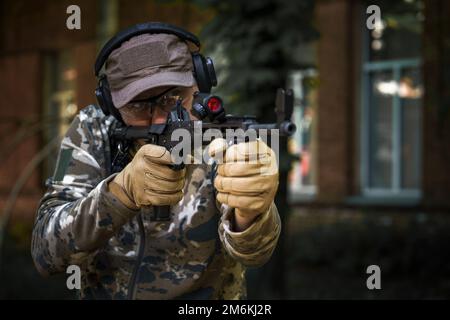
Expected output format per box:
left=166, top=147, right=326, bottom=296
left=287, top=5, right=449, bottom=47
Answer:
left=96, top=77, right=111, bottom=115
left=95, top=77, right=124, bottom=123
left=192, top=53, right=212, bottom=93
left=205, top=57, right=217, bottom=87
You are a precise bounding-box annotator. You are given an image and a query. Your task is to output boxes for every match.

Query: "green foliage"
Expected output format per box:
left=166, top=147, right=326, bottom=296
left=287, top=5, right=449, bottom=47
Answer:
left=193, top=0, right=318, bottom=118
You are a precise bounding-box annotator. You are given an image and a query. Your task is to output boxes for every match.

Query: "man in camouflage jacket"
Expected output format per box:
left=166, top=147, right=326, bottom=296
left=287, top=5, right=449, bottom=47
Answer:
left=31, top=30, right=281, bottom=300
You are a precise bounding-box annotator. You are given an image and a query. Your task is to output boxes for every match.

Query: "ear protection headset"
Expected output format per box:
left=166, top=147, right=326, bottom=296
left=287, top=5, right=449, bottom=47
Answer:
left=94, top=22, right=217, bottom=122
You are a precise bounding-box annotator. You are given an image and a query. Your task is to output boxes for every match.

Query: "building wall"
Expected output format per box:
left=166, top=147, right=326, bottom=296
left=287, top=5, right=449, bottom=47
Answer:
left=313, top=0, right=450, bottom=210
left=422, top=0, right=450, bottom=208
left=118, top=0, right=212, bottom=34
left=0, top=52, right=41, bottom=221
left=0, top=0, right=98, bottom=53
left=0, top=0, right=98, bottom=222
left=316, top=0, right=355, bottom=203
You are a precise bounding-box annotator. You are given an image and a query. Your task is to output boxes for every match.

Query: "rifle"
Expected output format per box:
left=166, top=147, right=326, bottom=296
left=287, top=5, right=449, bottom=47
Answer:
left=112, top=88, right=296, bottom=221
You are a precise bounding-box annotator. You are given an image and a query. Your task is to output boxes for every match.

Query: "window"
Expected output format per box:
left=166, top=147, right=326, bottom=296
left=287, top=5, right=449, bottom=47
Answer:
left=42, top=50, right=78, bottom=179
left=288, top=69, right=318, bottom=199
left=361, top=1, right=423, bottom=197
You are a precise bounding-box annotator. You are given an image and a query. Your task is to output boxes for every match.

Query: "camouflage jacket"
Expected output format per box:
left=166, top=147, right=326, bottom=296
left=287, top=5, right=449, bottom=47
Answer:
left=31, top=105, right=281, bottom=300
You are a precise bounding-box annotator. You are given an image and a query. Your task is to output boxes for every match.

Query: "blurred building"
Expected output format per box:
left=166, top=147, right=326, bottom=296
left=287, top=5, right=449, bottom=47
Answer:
left=0, top=0, right=449, bottom=299
left=282, top=0, right=450, bottom=299
left=288, top=0, right=450, bottom=210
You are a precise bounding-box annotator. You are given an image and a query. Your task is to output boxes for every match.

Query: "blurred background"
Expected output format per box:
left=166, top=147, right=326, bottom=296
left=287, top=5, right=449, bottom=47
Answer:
left=0, top=0, right=450, bottom=299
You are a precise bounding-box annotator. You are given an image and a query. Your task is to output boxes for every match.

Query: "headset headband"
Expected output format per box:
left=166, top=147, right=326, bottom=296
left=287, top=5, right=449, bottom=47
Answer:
left=94, top=22, right=201, bottom=76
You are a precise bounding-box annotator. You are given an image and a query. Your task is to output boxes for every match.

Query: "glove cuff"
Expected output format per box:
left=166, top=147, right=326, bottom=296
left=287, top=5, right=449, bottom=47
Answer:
left=108, top=179, right=139, bottom=210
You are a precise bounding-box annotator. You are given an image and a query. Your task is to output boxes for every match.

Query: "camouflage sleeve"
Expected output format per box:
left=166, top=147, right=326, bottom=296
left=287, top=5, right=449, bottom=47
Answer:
left=31, top=106, right=138, bottom=276
left=218, top=202, right=281, bottom=268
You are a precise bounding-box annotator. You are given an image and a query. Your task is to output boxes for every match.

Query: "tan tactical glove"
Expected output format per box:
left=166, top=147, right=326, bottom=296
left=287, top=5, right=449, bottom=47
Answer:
left=208, top=138, right=279, bottom=219
left=108, top=144, right=185, bottom=210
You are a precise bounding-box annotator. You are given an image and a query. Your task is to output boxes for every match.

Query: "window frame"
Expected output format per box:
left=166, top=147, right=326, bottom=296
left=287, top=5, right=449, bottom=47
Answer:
left=288, top=68, right=318, bottom=201
left=360, top=57, right=422, bottom=199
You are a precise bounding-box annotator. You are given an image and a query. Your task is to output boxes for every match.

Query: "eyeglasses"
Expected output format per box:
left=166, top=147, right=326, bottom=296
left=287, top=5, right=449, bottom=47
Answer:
left=122, top=87, right=184, bottom=117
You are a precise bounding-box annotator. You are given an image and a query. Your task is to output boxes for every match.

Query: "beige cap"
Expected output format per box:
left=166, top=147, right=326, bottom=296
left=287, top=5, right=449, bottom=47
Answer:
left=105, top=33, right=195, bottom=109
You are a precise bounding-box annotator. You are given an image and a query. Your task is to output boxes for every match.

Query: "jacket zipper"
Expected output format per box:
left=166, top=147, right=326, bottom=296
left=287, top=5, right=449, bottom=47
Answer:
left=127, top=213, right=146, bottom=300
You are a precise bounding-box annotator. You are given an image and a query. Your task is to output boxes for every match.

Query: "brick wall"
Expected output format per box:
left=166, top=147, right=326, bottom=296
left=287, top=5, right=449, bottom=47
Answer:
left=0, top=53, right=42, bottom=221
left=422, top=0, right=450, bottom=208
left=316, top=0, right=356, bottom=202
left=1, top=0, right=98, bottom=53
